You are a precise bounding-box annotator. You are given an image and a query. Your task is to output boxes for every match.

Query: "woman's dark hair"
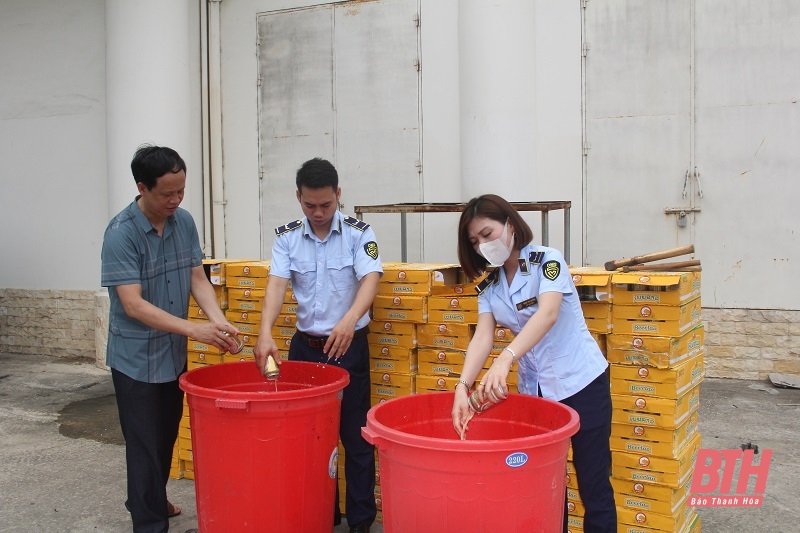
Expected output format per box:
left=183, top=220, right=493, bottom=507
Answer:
left=457, top=194, right=534, bottom=280
left=130, top=145, right=186, bottom=190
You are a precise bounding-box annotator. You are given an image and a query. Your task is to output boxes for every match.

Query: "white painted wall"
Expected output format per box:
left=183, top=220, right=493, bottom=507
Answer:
left=0, top=0, right=108, bottom=290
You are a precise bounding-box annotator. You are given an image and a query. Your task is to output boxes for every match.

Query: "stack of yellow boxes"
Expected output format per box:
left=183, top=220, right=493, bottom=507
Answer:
left=175, top=258, right=238, bottom=480
left=175, top=259, right=274, bottom=480
left=564, top=267, right=614, bottom=530
left=607, top=270, right=704, bottom=533
left=358, top=262, right=457, bottom=521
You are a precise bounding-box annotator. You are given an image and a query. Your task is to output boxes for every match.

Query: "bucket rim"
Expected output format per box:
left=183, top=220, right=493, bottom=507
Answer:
left=365, top=391, right=580, bottom=451
left=179, top=360, right=350, bottom=401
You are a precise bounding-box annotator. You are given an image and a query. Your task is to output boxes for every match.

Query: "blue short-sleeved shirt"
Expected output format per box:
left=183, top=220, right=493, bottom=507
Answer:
left=101, top=199, right=203, bottom=382
left=477, top=244, right=607, bottom=401
left=270, top=211, right=383, bottom=336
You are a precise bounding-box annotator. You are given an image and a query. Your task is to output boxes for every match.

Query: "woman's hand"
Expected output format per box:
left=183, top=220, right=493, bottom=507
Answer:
left=476, top=355, right=512, bottom=405
left=452, top=386, right=474, bottom=440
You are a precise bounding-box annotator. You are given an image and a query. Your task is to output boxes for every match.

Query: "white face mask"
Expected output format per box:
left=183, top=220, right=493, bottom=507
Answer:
left=478, top=220, right=513, bottom=267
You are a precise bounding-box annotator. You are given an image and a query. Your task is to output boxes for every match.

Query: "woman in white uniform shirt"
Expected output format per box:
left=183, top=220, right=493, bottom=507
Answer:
left=452, top=194, right=616, bottom=533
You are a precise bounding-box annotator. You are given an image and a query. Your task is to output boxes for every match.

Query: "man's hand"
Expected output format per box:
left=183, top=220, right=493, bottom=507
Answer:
left=191, top=321, right=240, bottom=353
left=324, top=316, right=358, bottom=360
left=254, top=335, right=280, bottom=375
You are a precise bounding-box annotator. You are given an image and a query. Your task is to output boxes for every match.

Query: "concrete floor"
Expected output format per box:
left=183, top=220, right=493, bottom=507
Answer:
left=1, top=352, right=798, bottom=532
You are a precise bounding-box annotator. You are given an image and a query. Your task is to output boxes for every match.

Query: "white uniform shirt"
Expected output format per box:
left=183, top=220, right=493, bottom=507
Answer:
left=270, top=211, right=383, bottom=336
left=477, top=244, right=607, bottom=401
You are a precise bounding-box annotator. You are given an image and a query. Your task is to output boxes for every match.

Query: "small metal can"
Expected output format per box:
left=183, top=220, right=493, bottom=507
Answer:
left=263, top=354, right=280, bottom=380
left=223, top=332, right=245, bottom=354
left=468, top=389, right=503, bottom=413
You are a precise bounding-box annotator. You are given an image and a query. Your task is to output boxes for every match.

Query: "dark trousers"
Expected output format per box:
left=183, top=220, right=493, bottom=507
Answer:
left=112, top=368, right=184, bottom=533
left=289, top=330, right=376, bottom=528
left=559, top=371, right=617, bottom=533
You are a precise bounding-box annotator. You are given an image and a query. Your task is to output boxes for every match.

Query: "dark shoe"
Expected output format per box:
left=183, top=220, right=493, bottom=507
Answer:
left=349, top=525, right=371, bottom=533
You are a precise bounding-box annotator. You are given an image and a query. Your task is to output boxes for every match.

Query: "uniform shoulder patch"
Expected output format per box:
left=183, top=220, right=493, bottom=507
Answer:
left=475, top=269, right=500, bottom=294
left=343, top=216, right=370, bottom=232
left=542, top=260, right=561, bottom=281
left=274, top=219, right=303, bottom=236
left=364, top=241, right=379, bottom=260
left=529, top=251, right=545, bottom=265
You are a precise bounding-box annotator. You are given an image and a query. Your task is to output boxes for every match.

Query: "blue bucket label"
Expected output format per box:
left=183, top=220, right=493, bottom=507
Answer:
left=506, top=452, right=528, bottom=468
left=328, top=448, right=338, bottom=479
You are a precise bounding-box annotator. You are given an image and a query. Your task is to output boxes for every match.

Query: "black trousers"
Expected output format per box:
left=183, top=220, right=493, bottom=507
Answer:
left=559, top=371, right=617, bottom=533
left=112, top=368, right=184, bottom=533
left=289, top=330, right=376, bottom=528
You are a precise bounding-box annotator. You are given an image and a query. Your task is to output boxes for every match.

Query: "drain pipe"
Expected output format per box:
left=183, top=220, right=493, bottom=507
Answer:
left=200, top=0, right=213, bottom=258
left=207, top=0, right=227, bottom=257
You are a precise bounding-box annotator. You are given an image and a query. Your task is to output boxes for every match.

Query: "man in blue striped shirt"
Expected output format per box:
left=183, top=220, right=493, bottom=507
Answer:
left=102, top=145, right=239, bottom=533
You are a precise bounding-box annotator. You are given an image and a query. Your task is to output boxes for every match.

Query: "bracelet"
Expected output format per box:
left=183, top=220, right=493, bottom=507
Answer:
left=455, top=379, right=471, bottom=392
left=503, top=347, right=518, bottom=365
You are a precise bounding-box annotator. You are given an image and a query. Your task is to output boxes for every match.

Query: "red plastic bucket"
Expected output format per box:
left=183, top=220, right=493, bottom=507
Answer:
left=362, top=392, right=579, bottom=532
left=179, top=361, right=349, bottom=532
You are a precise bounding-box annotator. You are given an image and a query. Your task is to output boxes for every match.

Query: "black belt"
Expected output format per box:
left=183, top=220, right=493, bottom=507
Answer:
left=299, top=326, right=369, bottom=349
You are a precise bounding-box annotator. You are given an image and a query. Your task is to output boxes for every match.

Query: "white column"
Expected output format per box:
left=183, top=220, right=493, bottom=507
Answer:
left=458, top=0, right=538, bottom=200
left=105, top=0, right=194, bottom=217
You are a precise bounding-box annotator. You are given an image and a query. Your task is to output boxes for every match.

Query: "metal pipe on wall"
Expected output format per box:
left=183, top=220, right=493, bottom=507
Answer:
left=208, top=0, right=227, bottom=257
left=200, top=0, right=213, bottom=258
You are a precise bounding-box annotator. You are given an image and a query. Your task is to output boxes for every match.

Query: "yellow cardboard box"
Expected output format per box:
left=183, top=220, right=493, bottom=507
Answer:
left=225, top=309, right=262, bottom=325
left=417, top=331, right=471, bottom=351
left=416, top=374, right=460, bottom=392
left=612, top=297, right=702, bottom=337
left=367, top=332, right=418, bottom=349
left=380, top=262, right=460, bottom=293
left=228, top=298, right=261, bottom=312
left=610, top=412, right=699, bottom=459
left=373, top=295, right=428, bottom=323
left=271, top=324, right=297, bottom=339
left=570, top=266, right=614, bottom=302
left=607, top=325, right=704, bottom=369
left=230, top=321, right=258, bottom=335
left=428, top=296, right=479, bottom=312
left=612, top=383, right=700, bottom=428
left=226, top=275, right=269, bottom=290
left=612, top=477, right=693, bottom=516
left=610, top=354, right=704, bottom=399
left=187, top=339, right=223, bottom=355
left=612, top=432, right=702, bottom=488
left=370, top=320, right=416, bottom=337
left=417, top=360, right=461, bottom=376
left=427, top=308, right=479, bottom=324
left=370, top=357, right=418, bottom=374
left=418, top=322, right=474, bottom=338
left=187, top=351, right=223, bottom=366
left=616, top=500, right=694, bottom=533
left=203, top=258, right=249, bottom=286
left=225, top=260, right=270, bottom=278
left=227, top=287, right=266, bottom=301
left=369, top=344, right=417, bottom=361
left=370, top=371, right=416, bottom=399
left=611, top=271, right=701, bottom=307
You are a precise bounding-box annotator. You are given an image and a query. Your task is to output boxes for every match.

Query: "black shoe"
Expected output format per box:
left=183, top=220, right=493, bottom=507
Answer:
left=349, top=525, right=371, bottom=533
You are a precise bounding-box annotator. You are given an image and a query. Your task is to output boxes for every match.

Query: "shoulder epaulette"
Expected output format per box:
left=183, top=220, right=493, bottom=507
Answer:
left=343, top=215, right=370, bottom=231
left=529, top=250, right=545, bottom=265
left=274, top=219, right=303, bottom=236
left=475, top=269, right=500, bottom=294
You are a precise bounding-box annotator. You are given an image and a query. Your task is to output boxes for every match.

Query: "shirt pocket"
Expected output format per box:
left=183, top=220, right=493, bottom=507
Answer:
left=326, top=256, right=355, bottom=292
left=290, top=260, right=317, bottom=293
left=545, top=334, right=585, bottom=383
